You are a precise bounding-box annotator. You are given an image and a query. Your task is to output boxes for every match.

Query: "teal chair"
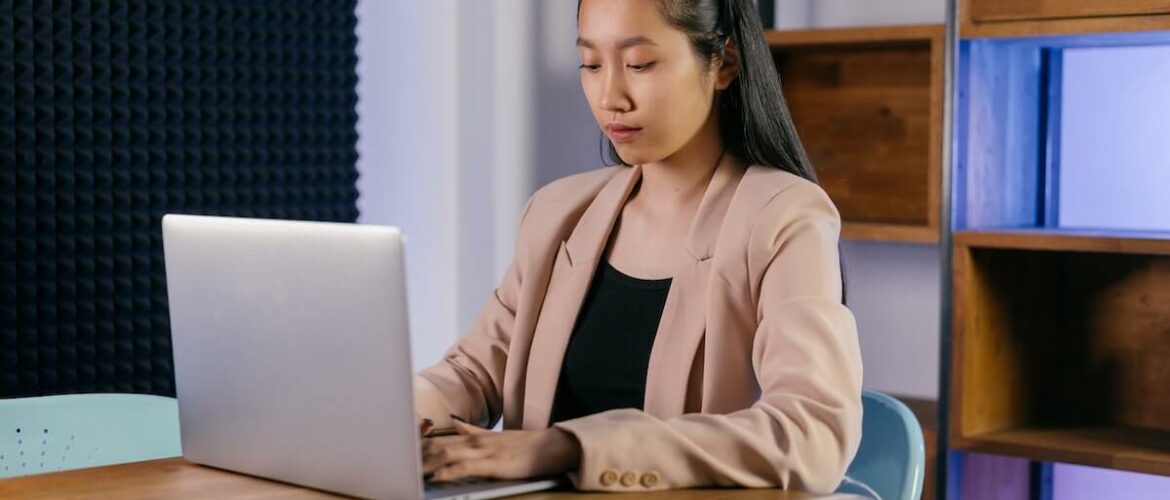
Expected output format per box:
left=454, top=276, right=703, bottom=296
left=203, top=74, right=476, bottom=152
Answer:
left=0, top=393, right=181, bottom=478
left=838, top=390, right=926, bottom=500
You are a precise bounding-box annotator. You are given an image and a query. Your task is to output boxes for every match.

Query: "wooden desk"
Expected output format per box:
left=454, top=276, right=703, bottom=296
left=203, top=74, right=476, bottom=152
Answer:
left=0, top=458, right=863, bottom=499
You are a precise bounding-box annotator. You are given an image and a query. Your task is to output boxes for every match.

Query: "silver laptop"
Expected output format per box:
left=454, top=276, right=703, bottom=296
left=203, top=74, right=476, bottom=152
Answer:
left=162, top=214, right=561, bottom=499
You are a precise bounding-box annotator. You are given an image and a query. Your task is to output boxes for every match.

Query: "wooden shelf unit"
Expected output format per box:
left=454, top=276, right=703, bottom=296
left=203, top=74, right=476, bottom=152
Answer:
left=961, top=427, right=1170, bottom=477
left=766, top=25, right=945, bottom=244
left=950, top=229, right=1170, bottom=476
left=960, top=0, right=1170, bottom=38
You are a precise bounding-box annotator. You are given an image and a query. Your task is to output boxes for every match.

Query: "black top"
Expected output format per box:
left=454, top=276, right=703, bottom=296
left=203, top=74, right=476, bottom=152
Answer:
left=550, top=260, right=672, bottom=423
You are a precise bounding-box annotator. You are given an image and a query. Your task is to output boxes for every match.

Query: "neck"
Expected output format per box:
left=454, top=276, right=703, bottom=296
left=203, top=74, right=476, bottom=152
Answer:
left=636, top=116, right=725, bottom=208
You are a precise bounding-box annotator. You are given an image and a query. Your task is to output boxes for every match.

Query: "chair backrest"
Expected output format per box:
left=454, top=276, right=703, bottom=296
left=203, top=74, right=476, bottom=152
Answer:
left=838, top=390, right=926, bottom=500
left=0, top=393, right=181, bottom=478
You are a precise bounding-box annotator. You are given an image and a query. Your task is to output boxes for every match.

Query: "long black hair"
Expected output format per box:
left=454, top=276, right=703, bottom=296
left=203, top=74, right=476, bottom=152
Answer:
left=580, top=0, right=817, bottom=184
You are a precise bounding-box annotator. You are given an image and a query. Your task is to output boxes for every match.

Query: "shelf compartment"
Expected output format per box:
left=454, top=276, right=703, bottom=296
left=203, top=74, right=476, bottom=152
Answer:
left=960, top=426, right=1170, bottom=476
left=951, top=230, right=1170, bottom=476
left=955, top=229, right=1170, bottom=254
left=953, top=32, right=1170, bottom=233
left=961, top=0, right=1170, bottom=38
left=766, top=25, right=944, bottom=244
left=970, top=0, right=1170, bottom=23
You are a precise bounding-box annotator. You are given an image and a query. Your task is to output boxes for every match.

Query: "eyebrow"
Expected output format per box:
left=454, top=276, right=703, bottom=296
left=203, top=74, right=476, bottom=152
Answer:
left=576, top=36, right=659, bottom=50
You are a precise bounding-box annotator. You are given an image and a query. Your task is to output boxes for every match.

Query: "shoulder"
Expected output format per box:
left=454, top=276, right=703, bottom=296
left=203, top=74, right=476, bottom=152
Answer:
left=734, top=165, right=841, bottom=251
left=736, top=165, right=839, bottom=225
left=732, top=166, right=844, bottom=303
left=530, top=165, right=625, bottom=204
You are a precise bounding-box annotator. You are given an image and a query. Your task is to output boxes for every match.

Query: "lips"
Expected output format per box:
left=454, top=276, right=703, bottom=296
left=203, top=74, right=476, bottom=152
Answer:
left=605, top=123, right=642, bottom=143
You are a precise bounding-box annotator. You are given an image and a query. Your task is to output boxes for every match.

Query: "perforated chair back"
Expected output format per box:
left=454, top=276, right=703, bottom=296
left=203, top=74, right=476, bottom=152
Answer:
left=0, top=393, right=181, bottom=478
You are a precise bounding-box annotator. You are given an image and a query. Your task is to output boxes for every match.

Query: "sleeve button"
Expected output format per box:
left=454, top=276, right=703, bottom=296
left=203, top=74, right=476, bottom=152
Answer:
left=599, top=468, right=619, bottom=486
left=640, top=471, right=661, bottom=488
left=619, top=471, right=638, bottom=487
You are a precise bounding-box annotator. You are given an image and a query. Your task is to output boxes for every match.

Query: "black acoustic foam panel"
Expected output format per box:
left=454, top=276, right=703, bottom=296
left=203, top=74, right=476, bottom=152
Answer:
left=1, top=0, right=360, bottom=397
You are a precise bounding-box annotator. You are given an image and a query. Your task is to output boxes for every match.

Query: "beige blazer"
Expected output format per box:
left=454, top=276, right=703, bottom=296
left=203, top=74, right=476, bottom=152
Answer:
left=414, top=154, right=863, bottom=494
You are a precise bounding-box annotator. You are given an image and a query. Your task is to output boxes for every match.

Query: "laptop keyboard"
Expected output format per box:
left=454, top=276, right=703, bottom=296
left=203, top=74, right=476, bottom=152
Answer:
left=425, top=476, right=488, bottom=490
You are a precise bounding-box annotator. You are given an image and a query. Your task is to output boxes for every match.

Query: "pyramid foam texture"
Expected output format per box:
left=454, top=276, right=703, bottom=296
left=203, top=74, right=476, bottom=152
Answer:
left=1, top=0, right=360, bottom=397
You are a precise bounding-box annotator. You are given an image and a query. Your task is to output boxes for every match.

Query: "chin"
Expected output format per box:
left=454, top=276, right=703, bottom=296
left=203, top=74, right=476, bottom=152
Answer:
left=611, top=145, right=661, bottom=166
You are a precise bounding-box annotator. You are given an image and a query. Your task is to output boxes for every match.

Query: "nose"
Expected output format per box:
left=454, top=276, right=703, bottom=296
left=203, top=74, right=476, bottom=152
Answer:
left=599, top=67, right=632, bottom=113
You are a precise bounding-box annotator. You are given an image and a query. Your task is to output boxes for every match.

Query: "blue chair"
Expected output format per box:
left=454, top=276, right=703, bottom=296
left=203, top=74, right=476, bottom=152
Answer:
left=838, top=390, right=926, bottom=500
left=0, top=393, right=181, bottom=478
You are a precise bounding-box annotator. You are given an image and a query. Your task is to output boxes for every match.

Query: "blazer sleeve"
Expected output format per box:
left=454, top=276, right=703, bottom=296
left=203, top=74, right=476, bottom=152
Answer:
left=413, top=195, right=537, bottom=429
left=553, top=181, right=864, bottom=494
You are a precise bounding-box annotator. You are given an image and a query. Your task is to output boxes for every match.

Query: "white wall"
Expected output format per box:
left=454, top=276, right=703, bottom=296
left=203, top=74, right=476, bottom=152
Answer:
left=532, top=1, right=607, bottom=186
left=355, top=0, right=536, bottom=369
left=841, top=242, right=941, bottom=398
left=356, top=0, right=459, bottom=369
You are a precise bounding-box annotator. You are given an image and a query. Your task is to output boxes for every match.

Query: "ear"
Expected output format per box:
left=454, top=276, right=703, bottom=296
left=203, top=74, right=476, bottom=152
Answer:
left=715, top=39, right=741, bottom=90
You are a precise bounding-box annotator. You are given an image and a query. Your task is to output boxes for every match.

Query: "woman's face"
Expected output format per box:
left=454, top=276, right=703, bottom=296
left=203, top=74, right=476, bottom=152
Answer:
left=577, top=0, right=734, bottom=166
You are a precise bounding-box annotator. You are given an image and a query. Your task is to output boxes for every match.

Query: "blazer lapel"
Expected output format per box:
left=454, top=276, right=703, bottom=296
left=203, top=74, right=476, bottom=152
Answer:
left=643, top=154, right=745, bottom=418
left=522, top=166, right=642, bottom=429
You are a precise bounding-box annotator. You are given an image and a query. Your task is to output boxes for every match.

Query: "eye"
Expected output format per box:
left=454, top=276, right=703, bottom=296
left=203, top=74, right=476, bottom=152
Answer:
left=579, top=64, right=601, bottom=73
left=627, top=62, right=656, bottom=72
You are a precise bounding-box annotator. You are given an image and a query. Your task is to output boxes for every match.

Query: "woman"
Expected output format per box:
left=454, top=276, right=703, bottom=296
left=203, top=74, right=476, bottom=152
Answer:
left=415, top=0, right=862, bottom=493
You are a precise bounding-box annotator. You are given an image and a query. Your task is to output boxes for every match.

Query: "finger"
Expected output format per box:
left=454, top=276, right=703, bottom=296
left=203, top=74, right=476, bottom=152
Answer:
left=422, top=441, right=493, bottom=475
left=421, top=434, right=462, bottom=456
left=431, top=457, right=499, bottom=483
left=452, top=419, right=489, bottom=436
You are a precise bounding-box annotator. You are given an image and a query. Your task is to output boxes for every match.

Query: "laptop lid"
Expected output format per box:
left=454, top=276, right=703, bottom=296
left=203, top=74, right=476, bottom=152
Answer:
left=163, top=214, right=421, bottom=499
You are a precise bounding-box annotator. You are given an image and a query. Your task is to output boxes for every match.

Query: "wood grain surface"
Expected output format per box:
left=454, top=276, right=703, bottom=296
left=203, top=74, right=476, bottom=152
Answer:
left=0, top=458, right=865, bottom=499
left=768, top=25, right=944, bottom=243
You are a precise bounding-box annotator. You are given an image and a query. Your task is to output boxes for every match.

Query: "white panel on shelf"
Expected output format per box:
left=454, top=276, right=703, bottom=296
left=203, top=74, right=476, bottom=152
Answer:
left=1058, top=45, right=1170, bottom=232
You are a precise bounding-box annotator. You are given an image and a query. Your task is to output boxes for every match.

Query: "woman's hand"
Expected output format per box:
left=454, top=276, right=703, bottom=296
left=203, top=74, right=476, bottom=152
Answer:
left=422, top=419, right=582, bottom=483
